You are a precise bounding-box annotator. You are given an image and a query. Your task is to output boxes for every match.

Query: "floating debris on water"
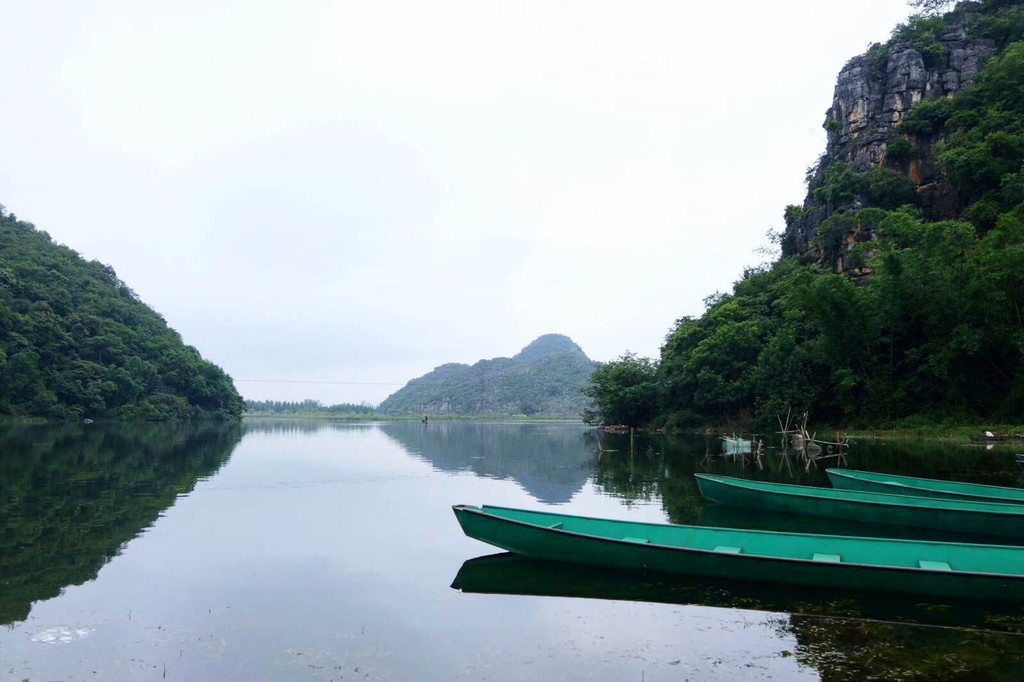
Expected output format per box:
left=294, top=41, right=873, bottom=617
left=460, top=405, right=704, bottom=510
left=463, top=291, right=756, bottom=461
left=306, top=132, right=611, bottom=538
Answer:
left=30, top=625, right=95, bottom=644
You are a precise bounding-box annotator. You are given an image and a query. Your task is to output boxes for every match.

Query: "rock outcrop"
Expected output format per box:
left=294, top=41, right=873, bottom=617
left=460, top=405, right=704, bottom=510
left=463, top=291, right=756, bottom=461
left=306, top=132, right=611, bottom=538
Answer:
left=785, top=3, right=997, bottom=269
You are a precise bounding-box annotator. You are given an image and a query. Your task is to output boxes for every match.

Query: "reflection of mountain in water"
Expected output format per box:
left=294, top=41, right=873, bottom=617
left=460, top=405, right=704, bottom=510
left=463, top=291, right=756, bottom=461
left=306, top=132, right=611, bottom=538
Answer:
left=380, top=421, right=594, bottom=504
left=0, top=421, right=242, bottom=625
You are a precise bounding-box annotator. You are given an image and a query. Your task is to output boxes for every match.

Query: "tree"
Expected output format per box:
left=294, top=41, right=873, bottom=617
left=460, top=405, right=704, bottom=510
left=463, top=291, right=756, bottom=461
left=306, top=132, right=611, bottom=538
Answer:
left=583, top=353, right=661, bottom=427
left=907, top=0, right=954, bottom=16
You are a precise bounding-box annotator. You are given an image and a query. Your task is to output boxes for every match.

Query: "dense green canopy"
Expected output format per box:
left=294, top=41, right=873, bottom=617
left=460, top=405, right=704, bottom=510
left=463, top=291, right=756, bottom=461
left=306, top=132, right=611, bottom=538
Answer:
left=244, top=399, right=378, bottom=417
left=0, top=208, right=244, bottom=420
left=586, top=3, right=1024, bottom=429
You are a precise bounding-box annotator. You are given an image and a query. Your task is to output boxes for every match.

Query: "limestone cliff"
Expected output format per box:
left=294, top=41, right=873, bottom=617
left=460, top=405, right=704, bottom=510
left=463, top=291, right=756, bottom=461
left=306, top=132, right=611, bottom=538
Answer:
left=783, top=1, right=1013, bottom=274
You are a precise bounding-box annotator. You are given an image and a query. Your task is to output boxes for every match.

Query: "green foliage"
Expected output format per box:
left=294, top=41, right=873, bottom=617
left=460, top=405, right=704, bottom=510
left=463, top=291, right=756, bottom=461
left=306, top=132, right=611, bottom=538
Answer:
left=868, top=167, right=917, bottom=209
left=899, top=97, right=955, bottom=136
left=903, top=42, right=1024, bottom=212
left=907, top=0, right=954, bottom=16
left=784, top=204, right=805, bottom=226
left=813, top=212, right=855, bottom=264
left=811, top=163, right=869, bottom=209
left=244, top=399, right=379, bottom=417
left=886, top=136, right=917, bottom=161
left=0, top=209, right=244, bottom=420
left=969, top=3, right=1024, bottom=46
left=891, top=15, right=947, bottom=42
left=583, top=353, right=661, bottom=427
left=651, top=202, right=1024, bottom=428
left=890, top=15, right=948, bottom=66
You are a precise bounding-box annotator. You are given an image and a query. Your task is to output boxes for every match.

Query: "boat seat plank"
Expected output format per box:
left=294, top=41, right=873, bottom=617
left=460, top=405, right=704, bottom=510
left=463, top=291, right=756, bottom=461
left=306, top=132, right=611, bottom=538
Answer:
left=812, top=553, right=841, bottom=563
left=713, top=545, right=742, bottom=554
left=622, top=536, right=649, bottom=543
left=919, top=560, right=952, bottom=571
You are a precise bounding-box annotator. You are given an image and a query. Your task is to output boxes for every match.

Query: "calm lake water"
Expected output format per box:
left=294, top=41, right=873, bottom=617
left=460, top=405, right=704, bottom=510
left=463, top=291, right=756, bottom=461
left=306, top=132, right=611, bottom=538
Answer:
left=3, top=419, right=1024, bottom=680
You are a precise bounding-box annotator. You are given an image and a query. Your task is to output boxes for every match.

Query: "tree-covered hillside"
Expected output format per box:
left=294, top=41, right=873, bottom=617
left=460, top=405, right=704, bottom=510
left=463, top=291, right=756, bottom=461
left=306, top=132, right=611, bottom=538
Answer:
left=378, top=334, right=595, bottom=418
left=244, top=399, right=378, bottom=417
left=0, top=206, right=244, bottom=420
left=587, top=0, right=1024, bottom=429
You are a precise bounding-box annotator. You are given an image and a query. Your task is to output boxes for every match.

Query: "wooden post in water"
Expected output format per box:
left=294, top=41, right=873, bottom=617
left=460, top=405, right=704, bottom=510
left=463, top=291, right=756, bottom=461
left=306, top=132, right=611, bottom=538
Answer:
left=629, top=428, right=635, bottom=482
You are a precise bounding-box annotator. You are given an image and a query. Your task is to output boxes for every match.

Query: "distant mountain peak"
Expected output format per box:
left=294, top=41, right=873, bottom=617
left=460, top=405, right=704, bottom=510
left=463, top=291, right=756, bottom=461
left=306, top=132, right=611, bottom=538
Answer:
left=513, top=334, right=587, bottom=362
left=378, top=334, right=593, bottom=417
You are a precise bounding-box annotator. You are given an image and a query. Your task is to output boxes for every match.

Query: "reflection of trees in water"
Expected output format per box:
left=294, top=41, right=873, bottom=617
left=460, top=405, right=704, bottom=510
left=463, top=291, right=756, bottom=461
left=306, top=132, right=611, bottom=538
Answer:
left=589, top=431, right=720, bottom=523
left=591, top=431, right=1024, bottom=526
left=242, top=418, right=381, bottom=436
left=380, top=421, right=594, bottom=504
left=778, top=613, right=1024, bottom=681
left=0, top=421, right=242, bottom=625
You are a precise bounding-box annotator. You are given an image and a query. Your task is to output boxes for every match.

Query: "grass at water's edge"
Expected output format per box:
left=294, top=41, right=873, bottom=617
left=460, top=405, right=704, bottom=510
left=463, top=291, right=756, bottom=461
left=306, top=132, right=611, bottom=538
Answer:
left=612, top=422, right=1024, bottom=444
left=839, top=425, right=1024, bottom=443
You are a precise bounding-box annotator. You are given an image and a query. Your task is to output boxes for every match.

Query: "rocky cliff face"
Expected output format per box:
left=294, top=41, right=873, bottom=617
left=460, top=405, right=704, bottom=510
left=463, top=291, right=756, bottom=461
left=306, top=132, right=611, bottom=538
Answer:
left=785, top=3, right=997, bottom=271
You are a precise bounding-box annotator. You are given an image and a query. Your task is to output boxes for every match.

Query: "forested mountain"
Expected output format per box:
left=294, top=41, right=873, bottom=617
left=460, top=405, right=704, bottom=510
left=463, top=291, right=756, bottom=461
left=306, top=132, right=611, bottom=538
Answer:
left=0, top=207, right=244, bottom=420
left=588, top=0, right=1024, bottom=428
left=378, top=334, right=594, bottom=417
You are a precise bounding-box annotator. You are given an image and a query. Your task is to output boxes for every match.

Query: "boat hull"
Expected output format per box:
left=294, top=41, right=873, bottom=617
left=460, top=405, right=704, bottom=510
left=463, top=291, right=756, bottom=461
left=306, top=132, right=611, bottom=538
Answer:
left=453, top=505, right=1024, bottom=601
left=697, top=474, right=1024, bottom=540
left=827, top=468, right=1024, bottom=504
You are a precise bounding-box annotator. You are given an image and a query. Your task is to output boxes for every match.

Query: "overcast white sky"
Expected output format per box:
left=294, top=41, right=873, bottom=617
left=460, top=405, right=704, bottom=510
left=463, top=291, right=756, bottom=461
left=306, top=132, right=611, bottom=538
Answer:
left=0, top=0, right=913, bottom=405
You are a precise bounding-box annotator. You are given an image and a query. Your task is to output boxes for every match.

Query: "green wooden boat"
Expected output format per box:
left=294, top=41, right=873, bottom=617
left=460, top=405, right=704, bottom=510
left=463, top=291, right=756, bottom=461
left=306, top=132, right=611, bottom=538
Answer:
left=827, top=468, right=1024, bottom=504
left=452, top=504, right=1024, bottom=601
left=696, top=474, right=1024, bottom=539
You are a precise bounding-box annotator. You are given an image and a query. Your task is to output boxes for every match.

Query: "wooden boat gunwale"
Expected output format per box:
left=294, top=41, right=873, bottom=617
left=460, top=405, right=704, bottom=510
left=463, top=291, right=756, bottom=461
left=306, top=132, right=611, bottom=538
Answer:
left=695, top=472, right=1024, bottom=541
left=827, top=467, right=1024, bottom=503
left=695, top=473, right=1024, bottom=516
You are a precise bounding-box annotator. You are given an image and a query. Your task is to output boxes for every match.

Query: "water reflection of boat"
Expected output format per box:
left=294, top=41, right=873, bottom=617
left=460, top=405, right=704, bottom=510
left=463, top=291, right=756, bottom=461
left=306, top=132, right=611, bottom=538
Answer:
left=451, top=553, right=1024, bottom=634
left=696, top=474, right=1024, bottom=540
left=827, top=468, right=1024, bottom=504
left=721, top=437, right=752, bottom=454
left=453, top=504, right=1024, bottom=600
